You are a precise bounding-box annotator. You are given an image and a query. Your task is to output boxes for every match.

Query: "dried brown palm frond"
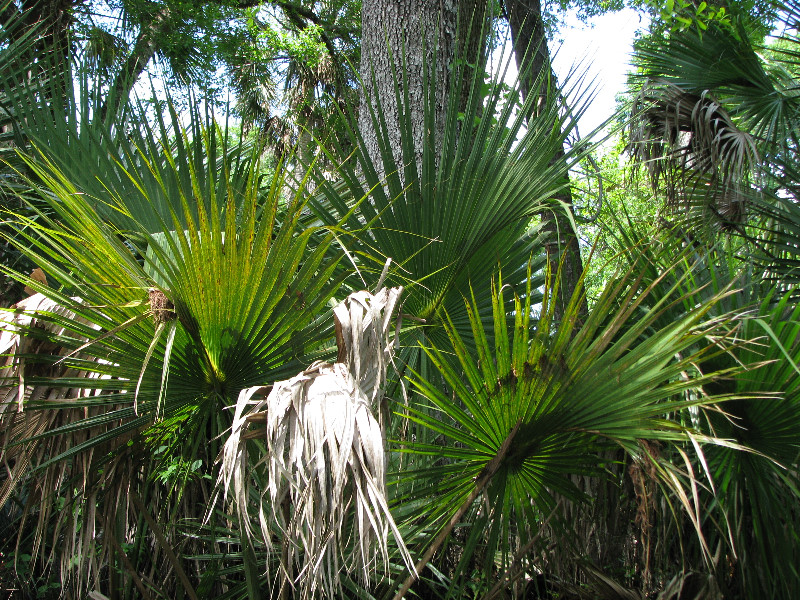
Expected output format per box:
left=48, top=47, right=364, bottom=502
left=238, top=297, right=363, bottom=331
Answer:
left=0, top=293, right=132, bottom=592
left=629, top=80, right=759, bottom=228
left=218, top=286, right=412, bottom=598
left=1, top=293, right=80, bottom=414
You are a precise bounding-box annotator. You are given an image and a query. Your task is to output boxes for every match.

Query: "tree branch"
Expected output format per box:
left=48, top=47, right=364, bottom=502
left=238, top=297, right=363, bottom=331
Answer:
left=101, top=5, right=170, bottom=121
left=278, top=1, right=342, bottom=70
left=272, top=0, right=354, bottom=37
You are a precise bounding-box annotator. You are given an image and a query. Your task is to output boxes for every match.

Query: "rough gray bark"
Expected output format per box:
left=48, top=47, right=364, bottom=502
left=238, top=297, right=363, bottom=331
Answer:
left=358, top=0, right=457, bottom=175
left=505, top=0, right=588, bottom=325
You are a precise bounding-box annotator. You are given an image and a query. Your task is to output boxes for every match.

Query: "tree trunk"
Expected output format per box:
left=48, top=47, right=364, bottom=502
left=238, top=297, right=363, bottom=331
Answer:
left=505, top=0, right=587, bottom=325
left=358, top=0, right=457, bottom=175
left=505, top=0, right=633, bottom=589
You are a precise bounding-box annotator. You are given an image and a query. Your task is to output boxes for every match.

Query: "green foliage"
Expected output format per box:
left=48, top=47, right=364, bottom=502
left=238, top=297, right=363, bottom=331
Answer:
left=308, top=45, right=594, bottom=354
left=0, top=96, right=347, bottom=595
left=640, top=0, right=777, bottom=40
left=625, top=0, right=800, bottom=250
left=572, top=139, right=660, bottom=302
left=394, top=253, right=751, bottom=597
left=114, top=0, right=251, bottom=84
left=1, top=1, right=800, bottom=598
left=658, top=0, right=732, bottom=35
left=0, top=0, right=58, bottom=306
left=222, top=0, right=361, bottom=154
left=711, top=291, right=800, bottom=598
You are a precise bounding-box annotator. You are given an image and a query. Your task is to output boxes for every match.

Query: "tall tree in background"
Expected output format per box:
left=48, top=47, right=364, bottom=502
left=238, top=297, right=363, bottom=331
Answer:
left=504, top=0, right=588, bottom=324
left=358, top=0, right=457, bottom=171
left=231, top=0, right=361, bottom=161
left=503, top=1, right=631, bottom=585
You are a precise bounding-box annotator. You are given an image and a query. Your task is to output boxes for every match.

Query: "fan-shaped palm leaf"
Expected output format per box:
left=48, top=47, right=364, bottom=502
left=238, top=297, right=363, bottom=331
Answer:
left=702, top=290, right=800, bottom=598
left=392, top=254, right=757, bottom=598
left=0, top=110, right=346, bottom=596
left=307, top=42, right=589, bottom=350
left=627, top=4, right=800, bottom=232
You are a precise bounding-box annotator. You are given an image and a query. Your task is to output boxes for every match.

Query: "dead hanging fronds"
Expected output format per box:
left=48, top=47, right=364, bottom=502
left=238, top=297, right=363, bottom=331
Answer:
left=0, top=293, right=128, bottom=593
left=333, top=287, right=403, bottom=408
left=218, top=286, right=412, bottom=598
left=629, top=440, right=662, bottom=594
left=1, top=293, right=82, bottom=414
left=628, top=80, right=759, bottom=228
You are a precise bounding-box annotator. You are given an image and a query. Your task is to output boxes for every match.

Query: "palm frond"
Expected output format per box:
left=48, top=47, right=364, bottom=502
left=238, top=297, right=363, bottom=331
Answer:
left=219, top=288, right=412, bottom=598
left=627, top=5, right=800, bottom=233
left=628, top=80, right=759, bottom=228
left=702, top=290, right=800, bottom=598
left=307, top=38, right=591, bottom=350
left=0, top=106, right=346, bottom=595
left=393, top=253, right=758, bottom=597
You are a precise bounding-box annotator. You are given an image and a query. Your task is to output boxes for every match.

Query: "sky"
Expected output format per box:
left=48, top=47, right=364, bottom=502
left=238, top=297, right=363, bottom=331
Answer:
left=537, top=8, right=648, bottom=136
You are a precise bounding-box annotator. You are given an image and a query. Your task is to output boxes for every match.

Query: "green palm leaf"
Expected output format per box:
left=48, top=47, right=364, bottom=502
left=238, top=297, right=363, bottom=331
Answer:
left=307, top=44, right=591, bottom=350
left=393, top=255, right=754, bottom=597
left=628, top=3, right=800, bottom=234
left=0, top=108, right=347, bottom=595
left=700, top=290, right=800, bottom=598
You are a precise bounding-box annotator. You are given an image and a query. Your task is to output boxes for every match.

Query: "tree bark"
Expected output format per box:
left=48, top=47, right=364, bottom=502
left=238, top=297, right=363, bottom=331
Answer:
left=505, top=0, right=587, bottom=325
left=358, top=0, right=457, bottom=175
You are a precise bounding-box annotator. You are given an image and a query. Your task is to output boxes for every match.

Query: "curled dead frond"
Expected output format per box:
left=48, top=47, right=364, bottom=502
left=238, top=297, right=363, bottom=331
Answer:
left=218, top=287, right=412, bottom=598
left=629, top=80, right=760, bottom=228
left=333, top=287, right=403, bottom=407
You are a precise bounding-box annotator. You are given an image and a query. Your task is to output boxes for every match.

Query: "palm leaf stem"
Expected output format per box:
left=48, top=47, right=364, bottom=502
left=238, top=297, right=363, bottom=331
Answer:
left=391, top=418, right=522, bottom=600
left=131, top=491, right=199, bottom=600
left=482, top=499, right=563, bottom=600
left=105, top=528, right=154, bottom=600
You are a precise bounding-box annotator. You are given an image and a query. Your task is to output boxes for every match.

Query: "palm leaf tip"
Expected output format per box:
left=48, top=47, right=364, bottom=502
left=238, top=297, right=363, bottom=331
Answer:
left=218, top=287, right=412, bottom=597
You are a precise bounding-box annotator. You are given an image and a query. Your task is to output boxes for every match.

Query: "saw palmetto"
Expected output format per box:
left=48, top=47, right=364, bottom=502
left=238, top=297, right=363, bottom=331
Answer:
left=0, top=103, right=347, bottom=596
